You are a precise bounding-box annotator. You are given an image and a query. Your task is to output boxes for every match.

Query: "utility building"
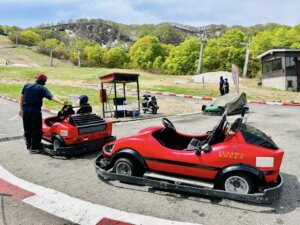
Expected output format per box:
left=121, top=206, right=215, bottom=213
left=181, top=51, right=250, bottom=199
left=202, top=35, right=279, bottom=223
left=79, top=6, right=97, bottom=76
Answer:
left=257, top=48, right=300, bottom=91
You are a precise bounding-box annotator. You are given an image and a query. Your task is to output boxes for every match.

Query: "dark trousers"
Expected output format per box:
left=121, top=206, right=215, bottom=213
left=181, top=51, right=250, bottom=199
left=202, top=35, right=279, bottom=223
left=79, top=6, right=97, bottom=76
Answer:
left=22, top=111, right=42, bottom=150
left=220, top=88, right=225, bottom=96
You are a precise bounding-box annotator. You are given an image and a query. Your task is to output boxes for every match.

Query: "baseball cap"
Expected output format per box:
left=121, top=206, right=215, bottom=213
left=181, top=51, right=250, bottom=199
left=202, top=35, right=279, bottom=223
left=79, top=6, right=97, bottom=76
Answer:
left=35, top=74, right=48, bottom=81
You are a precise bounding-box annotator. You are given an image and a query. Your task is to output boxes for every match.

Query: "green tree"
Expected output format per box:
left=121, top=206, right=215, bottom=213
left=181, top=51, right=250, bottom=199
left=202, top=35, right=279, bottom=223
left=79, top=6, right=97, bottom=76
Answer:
left=202, top=38, right=220, bottom=72
left=70, top=39, right=92, bottom=65
left=287, top=24, right=300, bottom=48
left=129, top=36, right=163, bottom=70
left=163, top=36, right=200, bottom=75
left=104, top=47, right=129, bottom=68
left=84, top=44, right=107, bottom=66
left=37, top=39, right=69, bottom=59
left=272, top=27, right=291, bottom=47
left=250, top=30, right=273, bottom=58
left=19, top=30, right=42, bottom=46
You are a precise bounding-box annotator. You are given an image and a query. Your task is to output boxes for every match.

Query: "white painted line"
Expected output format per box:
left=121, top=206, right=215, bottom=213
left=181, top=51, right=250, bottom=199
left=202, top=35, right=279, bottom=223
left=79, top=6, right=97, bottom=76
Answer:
left=265, top=101, right=283, bottom=106
left=0, top=134, right=7, bottom=136
left=0, top=166, right=200, bottom=225
left=8, top=115, right=20, bottom=121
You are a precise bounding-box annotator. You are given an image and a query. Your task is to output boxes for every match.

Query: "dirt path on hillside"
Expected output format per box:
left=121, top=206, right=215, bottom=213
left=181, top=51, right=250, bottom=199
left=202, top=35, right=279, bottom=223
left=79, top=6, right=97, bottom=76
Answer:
left=0, top=36, right=39, bottom=67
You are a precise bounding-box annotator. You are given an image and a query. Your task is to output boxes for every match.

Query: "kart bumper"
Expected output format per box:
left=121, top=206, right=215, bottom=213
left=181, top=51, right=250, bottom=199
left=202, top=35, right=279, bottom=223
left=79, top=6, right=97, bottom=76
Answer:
left=45, top=136, right=115, bottom=157
left=95, top=153, right=283, bottom=204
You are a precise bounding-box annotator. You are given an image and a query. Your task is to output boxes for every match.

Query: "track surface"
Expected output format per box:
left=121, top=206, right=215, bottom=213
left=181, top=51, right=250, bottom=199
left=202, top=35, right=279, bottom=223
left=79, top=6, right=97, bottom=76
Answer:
left=0, top=98, right=300, bottom=225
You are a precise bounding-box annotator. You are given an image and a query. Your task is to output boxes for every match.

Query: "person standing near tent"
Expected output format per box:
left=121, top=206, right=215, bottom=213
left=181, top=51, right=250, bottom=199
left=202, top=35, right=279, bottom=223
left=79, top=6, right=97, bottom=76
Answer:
left=223, top=78, right=229, bottom=94
left=19, top=74, right=67, bottom=153
left=219, top=76, right=225, bottom=95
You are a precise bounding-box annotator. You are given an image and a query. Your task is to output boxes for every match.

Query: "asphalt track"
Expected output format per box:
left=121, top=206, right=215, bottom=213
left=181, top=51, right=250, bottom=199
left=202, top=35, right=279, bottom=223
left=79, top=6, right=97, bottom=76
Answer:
left=0, top=97, right=300, bottom=225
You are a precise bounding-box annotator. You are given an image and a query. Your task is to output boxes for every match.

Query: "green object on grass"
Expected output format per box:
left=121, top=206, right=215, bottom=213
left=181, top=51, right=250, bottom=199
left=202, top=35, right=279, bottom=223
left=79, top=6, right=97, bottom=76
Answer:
left=205, top=105, right=222, bottom=112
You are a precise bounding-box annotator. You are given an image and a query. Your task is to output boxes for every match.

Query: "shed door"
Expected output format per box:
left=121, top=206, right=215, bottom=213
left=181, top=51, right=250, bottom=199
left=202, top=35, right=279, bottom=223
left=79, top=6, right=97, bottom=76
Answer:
left=296, top=61, right=300, bottom=92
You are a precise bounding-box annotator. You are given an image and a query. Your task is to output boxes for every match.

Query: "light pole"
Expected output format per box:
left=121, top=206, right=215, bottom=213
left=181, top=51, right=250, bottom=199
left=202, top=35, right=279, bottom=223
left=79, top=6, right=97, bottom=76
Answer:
left=50, top=49, right=53, bottom=66
left=77, top=48, right=82, bottom=67
left=196, top=34, right=207, bottom=74
left=15, top=33, right=18, bottom=45
left=240, top=41, right=250, bottom=77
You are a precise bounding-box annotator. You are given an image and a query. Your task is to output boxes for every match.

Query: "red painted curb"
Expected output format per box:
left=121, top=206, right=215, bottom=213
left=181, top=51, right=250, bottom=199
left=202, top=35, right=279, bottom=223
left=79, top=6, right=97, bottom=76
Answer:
left=156, top=92, right=163, bottom=95
left=184, top=95, right=193, bottom=98
left=168, top=93, right=177, bottom=96
left=96, top=218, right=133, bottom=225
left=42, top=108, right=51, bottom=112
left=0, top=178, right=35, bottom=200
left=248, top=100, right=266, bottom=104
left=202, top=97, right=213, bottom=101
left=282, top=102, right=300, bottom=106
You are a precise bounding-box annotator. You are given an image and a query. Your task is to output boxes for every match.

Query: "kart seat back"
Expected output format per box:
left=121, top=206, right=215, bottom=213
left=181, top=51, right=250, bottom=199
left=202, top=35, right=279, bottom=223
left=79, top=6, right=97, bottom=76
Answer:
left=69, top=113, right=107, bottom=135
left=186, top=138, right=205, bottom=150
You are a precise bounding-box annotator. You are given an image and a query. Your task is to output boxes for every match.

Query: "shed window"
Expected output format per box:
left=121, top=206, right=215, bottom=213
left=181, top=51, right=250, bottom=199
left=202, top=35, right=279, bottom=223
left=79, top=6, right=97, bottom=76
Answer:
left=262, top=58, right=282, bottom=73
left=286, top=57, right=296, bottom=71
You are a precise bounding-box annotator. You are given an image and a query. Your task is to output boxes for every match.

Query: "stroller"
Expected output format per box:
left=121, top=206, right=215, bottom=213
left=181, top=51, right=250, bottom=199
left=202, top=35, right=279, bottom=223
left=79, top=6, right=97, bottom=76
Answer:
left=142, top=95, right=159, bottom=114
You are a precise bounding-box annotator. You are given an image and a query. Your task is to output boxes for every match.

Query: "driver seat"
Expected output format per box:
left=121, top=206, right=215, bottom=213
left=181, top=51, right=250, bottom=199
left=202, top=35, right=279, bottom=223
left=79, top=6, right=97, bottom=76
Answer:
left=185, top=138, right=205, bottom=150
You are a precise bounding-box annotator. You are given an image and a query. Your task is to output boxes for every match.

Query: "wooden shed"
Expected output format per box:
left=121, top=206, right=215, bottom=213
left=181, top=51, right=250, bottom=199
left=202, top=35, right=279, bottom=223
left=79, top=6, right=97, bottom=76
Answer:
left=257, top=48, right=300, bottom=91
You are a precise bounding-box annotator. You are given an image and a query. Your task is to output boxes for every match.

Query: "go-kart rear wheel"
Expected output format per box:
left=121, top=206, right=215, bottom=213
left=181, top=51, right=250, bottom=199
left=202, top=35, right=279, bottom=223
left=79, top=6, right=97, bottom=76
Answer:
left=113, top=158, right=136, bottom=176
left=221, top=173, right=254, bottom=194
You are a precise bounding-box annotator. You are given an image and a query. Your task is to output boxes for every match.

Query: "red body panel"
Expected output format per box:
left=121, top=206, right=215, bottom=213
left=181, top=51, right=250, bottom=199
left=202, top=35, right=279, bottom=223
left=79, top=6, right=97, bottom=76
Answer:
left=42, top=116, right=112, bottom=146
left=103, top=124, right=284, bottom=184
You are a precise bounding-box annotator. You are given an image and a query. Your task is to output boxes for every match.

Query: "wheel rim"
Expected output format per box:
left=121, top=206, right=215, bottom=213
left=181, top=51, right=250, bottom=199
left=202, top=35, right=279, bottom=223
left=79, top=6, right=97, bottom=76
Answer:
left=224, top=176, right=249, bottom=194
left=115, top=162, right=132, bottom=176
left=53, top=139, right=60, bottom=151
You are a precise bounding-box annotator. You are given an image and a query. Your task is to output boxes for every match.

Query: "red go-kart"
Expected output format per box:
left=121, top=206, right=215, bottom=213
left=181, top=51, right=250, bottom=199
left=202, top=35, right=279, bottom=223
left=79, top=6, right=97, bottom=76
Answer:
left=42, top=105, right=115, bottom=157
left=95, top=108, right=284, bottom=203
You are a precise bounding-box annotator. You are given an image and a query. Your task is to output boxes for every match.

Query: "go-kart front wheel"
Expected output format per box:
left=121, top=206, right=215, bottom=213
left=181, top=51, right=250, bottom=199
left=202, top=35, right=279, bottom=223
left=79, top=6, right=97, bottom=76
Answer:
left=53, top=138, right=62, bottom=152
left=222, top=173, right=254, bottom=194
left=113, top=158, right=136, bottom=176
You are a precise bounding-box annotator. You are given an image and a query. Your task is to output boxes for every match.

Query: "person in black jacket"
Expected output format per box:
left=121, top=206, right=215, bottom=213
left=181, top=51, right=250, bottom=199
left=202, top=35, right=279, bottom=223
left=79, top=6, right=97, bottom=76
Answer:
left=223, top=78, right=230, bottom=94
left=77, top=95, right=92, bottom=114
left=219, top=76, right=225, bottom=95
left=19, top=74, right=66, bottom=153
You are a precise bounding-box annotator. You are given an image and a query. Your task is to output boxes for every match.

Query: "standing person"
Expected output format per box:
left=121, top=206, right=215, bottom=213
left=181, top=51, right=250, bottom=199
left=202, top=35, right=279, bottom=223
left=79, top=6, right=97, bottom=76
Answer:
left=223, top=78, right=230, bottom=94
left=19, top=74, right=66, bottom=153
left=219, top=76, right=225, bottom=95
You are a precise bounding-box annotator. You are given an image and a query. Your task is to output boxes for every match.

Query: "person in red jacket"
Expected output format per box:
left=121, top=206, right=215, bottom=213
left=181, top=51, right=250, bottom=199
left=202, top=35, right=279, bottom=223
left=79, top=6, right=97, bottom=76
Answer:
left=19, top=74, right=67, bottom=153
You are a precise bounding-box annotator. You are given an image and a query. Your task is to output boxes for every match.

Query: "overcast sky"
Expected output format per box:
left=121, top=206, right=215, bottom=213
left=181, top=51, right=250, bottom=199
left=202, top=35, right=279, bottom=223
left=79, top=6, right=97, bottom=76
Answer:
left=0, top=0, right=299, bottom=28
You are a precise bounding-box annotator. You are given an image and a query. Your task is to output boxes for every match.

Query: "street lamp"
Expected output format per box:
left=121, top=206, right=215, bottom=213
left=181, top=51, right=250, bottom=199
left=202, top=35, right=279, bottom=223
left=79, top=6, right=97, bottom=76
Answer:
left=77, top=48, right=82, bottom=67
left=240, top=41, right=250, bottom=77
left=47, top=48, right=53, bottom=66
left=196, top=33, right=207, bottom=74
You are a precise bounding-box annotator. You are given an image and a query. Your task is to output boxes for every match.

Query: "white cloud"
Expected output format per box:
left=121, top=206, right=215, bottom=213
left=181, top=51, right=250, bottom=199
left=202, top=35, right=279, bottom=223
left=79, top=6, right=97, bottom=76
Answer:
left=76, top=0, right=160, bottom=24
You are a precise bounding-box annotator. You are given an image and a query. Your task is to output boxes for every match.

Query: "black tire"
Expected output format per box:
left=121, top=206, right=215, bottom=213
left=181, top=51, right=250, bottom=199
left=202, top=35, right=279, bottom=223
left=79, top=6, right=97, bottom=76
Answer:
left=113, top=158, right=136, bottom=176
left=220, top=173, right=254, bottom=194
left=53, top=138, right=63, bottom=152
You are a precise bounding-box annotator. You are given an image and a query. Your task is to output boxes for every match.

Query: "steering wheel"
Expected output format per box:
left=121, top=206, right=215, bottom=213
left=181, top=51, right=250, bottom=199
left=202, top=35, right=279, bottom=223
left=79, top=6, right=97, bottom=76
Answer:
left=162, top=118, right=176, bottom=132
left=57, top=105, right=74, bottom=121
